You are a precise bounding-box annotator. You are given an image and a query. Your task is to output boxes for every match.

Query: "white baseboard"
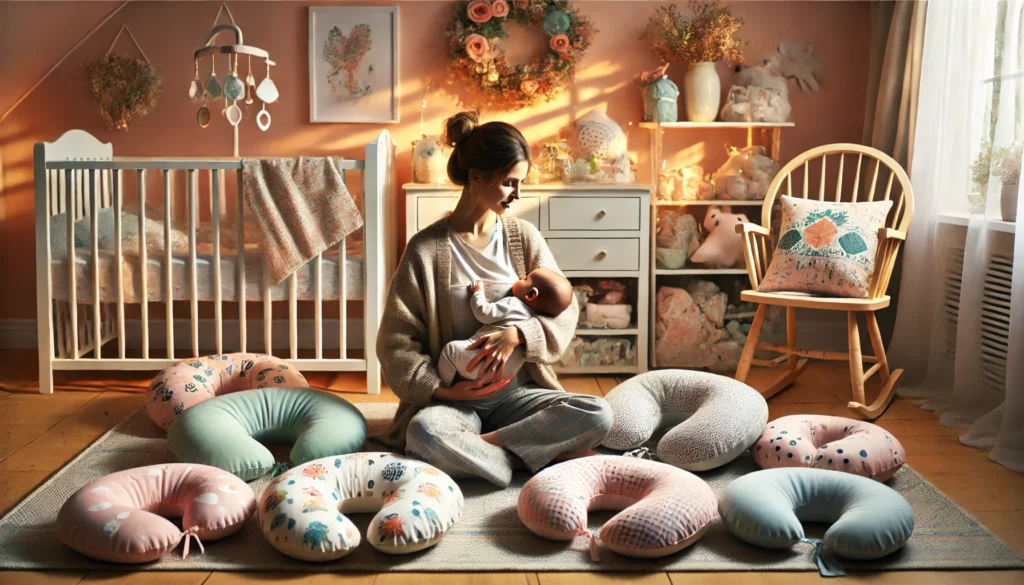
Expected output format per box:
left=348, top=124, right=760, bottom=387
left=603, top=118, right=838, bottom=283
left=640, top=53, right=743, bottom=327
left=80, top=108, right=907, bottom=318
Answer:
left=0, top=318, right=365, bottom=351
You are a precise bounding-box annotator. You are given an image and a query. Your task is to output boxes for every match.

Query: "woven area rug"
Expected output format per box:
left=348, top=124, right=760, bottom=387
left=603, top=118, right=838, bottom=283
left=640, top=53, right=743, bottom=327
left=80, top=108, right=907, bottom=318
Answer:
left=1, top=403, right=1022, bottom=573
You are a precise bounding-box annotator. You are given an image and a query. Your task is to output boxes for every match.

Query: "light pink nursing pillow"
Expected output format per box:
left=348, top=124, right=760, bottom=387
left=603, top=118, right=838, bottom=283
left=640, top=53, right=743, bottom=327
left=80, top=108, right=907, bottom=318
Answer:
left=752, top=415, right=906, bottom=481
left=518, top=456, right=717, bottom=559
left=57, top=464, right=256, bottom=563
left=147, top=353, right=308, bottom=429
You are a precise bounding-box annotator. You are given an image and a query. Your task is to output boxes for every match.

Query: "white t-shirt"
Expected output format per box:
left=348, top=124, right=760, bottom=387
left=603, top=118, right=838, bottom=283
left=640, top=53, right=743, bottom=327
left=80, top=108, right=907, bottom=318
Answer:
left=447, top=218, right=521, bottom=340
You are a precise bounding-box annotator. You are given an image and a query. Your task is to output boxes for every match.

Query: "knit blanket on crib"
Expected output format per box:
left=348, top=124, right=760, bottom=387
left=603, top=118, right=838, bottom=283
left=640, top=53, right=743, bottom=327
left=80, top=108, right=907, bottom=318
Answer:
left=241, top=157, right=363, bottom=284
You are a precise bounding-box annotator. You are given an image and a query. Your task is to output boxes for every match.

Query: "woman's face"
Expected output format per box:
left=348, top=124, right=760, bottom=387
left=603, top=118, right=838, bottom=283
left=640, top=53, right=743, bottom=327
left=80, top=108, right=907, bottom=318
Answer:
left=471, top=160, right=529, bottom=215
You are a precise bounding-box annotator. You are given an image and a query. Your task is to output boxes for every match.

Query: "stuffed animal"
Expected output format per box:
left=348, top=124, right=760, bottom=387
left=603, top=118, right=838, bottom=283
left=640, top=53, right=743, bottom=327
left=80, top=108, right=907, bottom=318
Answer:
left=720, top=41, right=827, bottom=123
left=412, top=135, right=448, bottom=184
left=711, top=144, right=780, bottom=201
left=778, top=41, right=827, bottom=92
left=689, top=206, right=748, bottom=268
left=656, top=211, right=701, bottom=269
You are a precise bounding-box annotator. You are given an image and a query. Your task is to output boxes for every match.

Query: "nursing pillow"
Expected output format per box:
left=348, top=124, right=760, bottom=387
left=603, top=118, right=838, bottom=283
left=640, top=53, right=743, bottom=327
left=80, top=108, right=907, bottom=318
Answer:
left=57, top=463, right=255, bottom=563
left=601, top=370, right=768, bottom=471
left=752, top=414, right=906, bottom=481
left=167, top=387, right=366, bottom=481
left=719, top=468, right=914, bottom=575
left=148, top=352, right=309, bottom=429
left=518, top=456, right=717, bottom=559
left=258, top=453, right=464, bottom=561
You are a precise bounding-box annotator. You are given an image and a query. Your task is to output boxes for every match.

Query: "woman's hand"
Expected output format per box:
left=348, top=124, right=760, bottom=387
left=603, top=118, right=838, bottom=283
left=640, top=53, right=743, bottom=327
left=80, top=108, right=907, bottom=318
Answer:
left=466, top=326, right=522, bottom=378
left=433, top=373, right=515, bottom=401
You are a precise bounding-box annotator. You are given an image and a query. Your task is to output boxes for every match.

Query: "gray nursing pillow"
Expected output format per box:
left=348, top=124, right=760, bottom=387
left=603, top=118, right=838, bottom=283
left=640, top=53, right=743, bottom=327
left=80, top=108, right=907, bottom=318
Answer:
left=601, top=370, right=768, bottom=471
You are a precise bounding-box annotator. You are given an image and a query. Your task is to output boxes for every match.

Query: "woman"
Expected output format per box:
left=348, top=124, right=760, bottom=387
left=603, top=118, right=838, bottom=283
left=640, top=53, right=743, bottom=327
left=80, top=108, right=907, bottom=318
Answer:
left=372, top=112, right=613, bottom=488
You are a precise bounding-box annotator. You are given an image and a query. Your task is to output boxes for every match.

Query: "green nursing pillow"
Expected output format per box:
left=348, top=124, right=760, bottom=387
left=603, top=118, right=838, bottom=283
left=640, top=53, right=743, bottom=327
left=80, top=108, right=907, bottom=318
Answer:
left=167, top=387, right=367, bottom=481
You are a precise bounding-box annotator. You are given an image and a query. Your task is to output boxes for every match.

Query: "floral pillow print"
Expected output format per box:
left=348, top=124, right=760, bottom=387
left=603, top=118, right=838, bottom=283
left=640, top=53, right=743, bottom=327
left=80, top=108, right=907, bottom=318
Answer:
left=758, top=195, right=893, bottom=298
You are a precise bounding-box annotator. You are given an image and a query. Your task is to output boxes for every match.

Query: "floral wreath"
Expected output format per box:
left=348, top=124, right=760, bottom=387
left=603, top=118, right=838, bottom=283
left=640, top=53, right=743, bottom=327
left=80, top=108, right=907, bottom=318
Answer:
left=445, top=0, right=596, bottom=110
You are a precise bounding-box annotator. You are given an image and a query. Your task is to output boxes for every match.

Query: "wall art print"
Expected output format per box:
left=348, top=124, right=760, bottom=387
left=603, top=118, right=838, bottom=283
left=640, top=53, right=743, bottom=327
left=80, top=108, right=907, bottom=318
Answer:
left=309, top=6, right=399, bottom=123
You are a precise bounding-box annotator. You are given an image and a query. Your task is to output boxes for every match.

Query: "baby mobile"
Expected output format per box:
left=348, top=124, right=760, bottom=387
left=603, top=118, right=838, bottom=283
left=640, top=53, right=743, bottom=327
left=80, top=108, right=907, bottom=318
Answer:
left=190, top=6, right=278, bottom=156
left=445, top=0, right=596, bottom=110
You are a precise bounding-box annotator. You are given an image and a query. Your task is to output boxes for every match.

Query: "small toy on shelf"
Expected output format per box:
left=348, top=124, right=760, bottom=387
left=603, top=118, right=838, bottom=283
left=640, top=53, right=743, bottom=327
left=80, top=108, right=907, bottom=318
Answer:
left=412, top=135, right=448, bottom=184
left=720, top=41, right=826, bottom=123
left=658, top=165, right=714, bottom=202
left=711, top=144, right=780, bottom=201
left=656, top=211, right=701, bottom=269
left=689, top=206, right=748, bottom=268
left=534, top=141, right=570, bottom=182
left=562, top=108, right=635, bottom=183
left=636, top=63, right=679, bottom=123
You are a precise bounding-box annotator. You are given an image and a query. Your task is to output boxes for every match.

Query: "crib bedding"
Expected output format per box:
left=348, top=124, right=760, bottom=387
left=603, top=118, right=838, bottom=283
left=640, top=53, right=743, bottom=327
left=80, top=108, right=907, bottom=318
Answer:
left=51, top=248, right=364, bottom=304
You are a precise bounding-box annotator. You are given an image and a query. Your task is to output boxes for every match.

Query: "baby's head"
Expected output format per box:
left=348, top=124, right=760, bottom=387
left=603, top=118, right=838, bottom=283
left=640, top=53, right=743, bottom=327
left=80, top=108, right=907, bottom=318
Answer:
left=512, top=268, right=573, bottom=316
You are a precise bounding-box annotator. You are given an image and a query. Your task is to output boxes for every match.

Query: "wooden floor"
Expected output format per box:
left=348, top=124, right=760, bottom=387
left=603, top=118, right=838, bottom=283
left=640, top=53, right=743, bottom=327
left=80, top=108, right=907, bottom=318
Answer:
left=1, top=350, right=1022, bottom=584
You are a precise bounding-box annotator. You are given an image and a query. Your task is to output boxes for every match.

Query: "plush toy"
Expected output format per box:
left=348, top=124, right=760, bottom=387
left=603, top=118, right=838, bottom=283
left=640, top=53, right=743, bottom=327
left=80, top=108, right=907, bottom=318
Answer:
left=720, top=41, right=827, bottom=123
left=689, top=206, right=748, bottom=268
left=412, top=135, right=448, bottom=184
left=656, top=211, right=701, bottom=269
left=711, top=144, right=780, bottom=201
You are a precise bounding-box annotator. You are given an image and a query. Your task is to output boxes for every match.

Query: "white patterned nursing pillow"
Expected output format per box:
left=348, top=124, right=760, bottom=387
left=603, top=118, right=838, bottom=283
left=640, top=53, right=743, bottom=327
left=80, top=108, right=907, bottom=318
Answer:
left=601, top=370, right=768, bottom=471
left=518, top=456, right=718, bottom=559
left=258, top=453, right=463, bottom=561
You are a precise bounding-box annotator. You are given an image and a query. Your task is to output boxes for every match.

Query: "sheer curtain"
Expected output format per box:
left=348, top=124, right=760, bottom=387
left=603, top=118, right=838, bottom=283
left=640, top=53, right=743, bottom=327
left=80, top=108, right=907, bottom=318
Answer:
left=889, top=0, right=1024, bottom=473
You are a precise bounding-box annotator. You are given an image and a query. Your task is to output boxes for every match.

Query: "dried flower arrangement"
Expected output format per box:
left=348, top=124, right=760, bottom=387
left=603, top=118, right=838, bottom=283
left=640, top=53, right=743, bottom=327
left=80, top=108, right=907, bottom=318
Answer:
left=996, top=141, right=1023, bottom=184
left=641, top=1, right=747, bottom=65
left=87, top=54, right=162, bottom=130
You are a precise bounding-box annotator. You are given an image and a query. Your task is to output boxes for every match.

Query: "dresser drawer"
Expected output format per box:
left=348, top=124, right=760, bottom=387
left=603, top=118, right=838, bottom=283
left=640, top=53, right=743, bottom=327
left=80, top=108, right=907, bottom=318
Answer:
left=547, top=238, right=640, bottom=271
left=415, top=196, right=541, bottom=230
left=548, top=197, right=641, bottom=231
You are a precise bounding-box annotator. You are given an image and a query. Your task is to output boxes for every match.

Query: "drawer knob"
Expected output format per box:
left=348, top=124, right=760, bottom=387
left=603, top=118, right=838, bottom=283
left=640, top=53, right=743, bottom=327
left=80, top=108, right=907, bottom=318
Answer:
left=596, top=250, right=608, bottom=259
left=597, top=209, right=607, bottom=218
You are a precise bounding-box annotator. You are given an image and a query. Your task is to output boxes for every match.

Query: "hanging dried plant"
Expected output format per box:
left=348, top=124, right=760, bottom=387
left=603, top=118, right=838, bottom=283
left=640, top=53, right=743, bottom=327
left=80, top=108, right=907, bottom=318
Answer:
left=87, top=54, right=162, bottom=130
left=641, top=1, right=747, bottom=65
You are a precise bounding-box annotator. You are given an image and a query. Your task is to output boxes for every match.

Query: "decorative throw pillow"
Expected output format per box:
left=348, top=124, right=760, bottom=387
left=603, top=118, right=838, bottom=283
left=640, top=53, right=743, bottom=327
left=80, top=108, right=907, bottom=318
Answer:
left=758, top=195, right=893, bottom=298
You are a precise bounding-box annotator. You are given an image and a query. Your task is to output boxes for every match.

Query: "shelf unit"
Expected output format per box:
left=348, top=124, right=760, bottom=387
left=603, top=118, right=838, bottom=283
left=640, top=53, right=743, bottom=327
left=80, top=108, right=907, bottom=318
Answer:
left=644, top=121, right=793, bottom=370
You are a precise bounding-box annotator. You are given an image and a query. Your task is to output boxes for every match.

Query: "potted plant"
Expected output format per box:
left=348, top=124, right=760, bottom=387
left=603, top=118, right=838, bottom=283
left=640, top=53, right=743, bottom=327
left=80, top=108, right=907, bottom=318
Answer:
left=969, top=140, right=992, bottom=207
left=995, top=141, right=1022, bottom=222
left=641, top=1, right=746, bottom=122
left=635, top=62, right=679, bottom=123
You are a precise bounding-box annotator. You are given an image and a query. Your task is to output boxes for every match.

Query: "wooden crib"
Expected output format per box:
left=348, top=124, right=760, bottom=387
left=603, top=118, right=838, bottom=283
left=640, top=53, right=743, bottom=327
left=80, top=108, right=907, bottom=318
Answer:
left=33, top=129, right=397, bottom=394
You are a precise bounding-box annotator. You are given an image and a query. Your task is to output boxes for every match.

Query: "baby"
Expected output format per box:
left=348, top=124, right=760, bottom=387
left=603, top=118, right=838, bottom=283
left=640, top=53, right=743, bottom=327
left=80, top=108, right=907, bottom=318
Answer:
left=439, top=268, right=574, bottom=386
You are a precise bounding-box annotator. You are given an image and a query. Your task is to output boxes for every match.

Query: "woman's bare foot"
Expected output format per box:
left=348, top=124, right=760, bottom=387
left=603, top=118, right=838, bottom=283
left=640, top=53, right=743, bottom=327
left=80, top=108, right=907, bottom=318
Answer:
left=551, top=448, right=599, bottom=462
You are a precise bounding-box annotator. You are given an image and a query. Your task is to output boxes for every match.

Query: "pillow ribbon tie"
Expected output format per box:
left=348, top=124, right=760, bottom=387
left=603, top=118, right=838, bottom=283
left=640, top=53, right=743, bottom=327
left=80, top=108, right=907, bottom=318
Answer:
left=180, top=526, right=206, bottom=559
left=800, top=537, right=845, bottom=577
left=578, top=529, right=601, bottom=562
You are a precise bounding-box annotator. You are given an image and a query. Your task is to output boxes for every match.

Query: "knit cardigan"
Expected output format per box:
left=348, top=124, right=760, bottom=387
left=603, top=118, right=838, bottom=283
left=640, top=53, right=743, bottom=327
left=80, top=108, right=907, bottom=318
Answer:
left=371, top=214, right=580, bottom=451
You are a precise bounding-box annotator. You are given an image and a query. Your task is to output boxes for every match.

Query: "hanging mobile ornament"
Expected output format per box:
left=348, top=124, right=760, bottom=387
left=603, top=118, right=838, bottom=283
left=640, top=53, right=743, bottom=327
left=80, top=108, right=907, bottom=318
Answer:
left=245, top=53, right=256, bottom=105
left=255, top=58, right=279, bottom=104
left=256, top=100, right=271, bottom=131
left=189, top=58, right=204, bottom=102
left=204, top=53, right=223, bottom=100
left=197, top=94, right=211, bottom=128
left=224, top=53, right=245, bottom=101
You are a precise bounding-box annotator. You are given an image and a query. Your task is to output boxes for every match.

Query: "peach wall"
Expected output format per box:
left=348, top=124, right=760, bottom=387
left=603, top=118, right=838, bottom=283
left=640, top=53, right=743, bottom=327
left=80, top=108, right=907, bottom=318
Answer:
left=0, top=1, right=871, bottom=320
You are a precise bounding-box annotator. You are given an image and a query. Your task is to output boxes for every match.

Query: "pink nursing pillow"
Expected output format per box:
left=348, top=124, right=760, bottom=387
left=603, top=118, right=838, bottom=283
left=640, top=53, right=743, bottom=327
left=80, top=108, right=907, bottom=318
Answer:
left=57, top=463, right=256, bottom=563
left=147, top=353, right=309, bottom=429
left=518, top=456, right=717, bottom=559
left=752, top=415, right=906, bottom=481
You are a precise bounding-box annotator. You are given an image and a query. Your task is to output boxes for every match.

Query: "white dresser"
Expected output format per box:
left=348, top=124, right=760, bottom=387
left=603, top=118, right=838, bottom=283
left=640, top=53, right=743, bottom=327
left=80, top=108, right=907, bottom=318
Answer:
left=404, top=183, right=651, bottom=375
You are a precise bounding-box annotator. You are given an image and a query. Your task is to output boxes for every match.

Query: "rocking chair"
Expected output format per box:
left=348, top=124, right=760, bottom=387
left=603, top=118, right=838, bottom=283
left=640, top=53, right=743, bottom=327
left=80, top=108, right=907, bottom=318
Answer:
left=734, top=143, right=914, bottom=420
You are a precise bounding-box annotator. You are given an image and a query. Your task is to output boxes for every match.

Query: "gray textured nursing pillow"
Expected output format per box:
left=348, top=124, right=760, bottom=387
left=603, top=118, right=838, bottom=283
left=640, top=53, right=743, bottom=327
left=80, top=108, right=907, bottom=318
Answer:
left=601, top=370, right=768, bottom=471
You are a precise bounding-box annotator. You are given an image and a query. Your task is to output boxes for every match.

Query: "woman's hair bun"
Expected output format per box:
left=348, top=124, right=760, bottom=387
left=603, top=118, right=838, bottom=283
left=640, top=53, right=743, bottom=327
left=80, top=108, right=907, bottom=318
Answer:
left=442, top=111, right=480, bottom=148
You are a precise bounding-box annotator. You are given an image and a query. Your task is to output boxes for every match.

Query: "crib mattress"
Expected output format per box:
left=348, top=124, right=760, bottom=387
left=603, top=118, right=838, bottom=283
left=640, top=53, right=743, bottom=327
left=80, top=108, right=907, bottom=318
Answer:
left=51, top=249, right=364, bottom=303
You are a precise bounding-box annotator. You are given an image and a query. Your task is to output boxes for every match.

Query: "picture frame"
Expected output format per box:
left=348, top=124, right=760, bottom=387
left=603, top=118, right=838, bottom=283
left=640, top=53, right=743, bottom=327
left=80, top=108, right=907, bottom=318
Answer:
left=309, top=5, right=399, bottom=123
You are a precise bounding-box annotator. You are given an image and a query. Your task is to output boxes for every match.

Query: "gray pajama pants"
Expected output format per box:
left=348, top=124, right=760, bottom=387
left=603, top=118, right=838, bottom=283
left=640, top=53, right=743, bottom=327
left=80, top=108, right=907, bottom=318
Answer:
left=405, top=384, right=614, bottom=488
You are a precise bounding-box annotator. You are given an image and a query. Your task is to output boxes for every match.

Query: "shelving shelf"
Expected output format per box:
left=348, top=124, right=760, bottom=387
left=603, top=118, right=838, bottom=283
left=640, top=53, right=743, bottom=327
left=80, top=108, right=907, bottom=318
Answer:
left=655, top=200, right=766, bottom=207
left=645, top=118, right=794, bottom=371
left=656, top=268, right=747, bottom=276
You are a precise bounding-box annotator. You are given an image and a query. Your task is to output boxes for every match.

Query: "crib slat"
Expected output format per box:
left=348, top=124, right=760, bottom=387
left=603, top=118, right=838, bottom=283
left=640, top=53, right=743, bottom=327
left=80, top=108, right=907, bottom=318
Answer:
left=139, top=169, right=149, bottom=359
left=188, top=169, right=199, bottom=357
left=90, top=169, right=101, bottom=360
left=290, top=274, right=298, bottom=360
left=213, top=170, right=223, bottom=354
left=66, top=169, right=78, bottom=359
left=314, top=253, right=322, bottom=360
left=76, top=169, right=84, bottom=221
left=115, top=169, right=125, bottom=358
left=49, top=170, right=58, bottom=215
left=164, top=170, right=174, bottom=359
left=237, top=169, right=246, bottom=353
left=340, top=237, right=347, bottom=359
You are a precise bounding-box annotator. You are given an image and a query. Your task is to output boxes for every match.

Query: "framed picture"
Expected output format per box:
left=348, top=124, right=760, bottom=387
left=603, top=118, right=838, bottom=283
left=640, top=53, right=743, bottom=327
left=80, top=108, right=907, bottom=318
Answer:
left=309, top=5, right=399, bottom=123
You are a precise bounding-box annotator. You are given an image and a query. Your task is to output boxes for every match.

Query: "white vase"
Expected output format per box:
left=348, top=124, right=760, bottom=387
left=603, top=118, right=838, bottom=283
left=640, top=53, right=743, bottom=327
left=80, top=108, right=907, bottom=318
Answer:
left=1001, top=182, right=1018, bottom=222
left=683, top=62, right=721, bottom=123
